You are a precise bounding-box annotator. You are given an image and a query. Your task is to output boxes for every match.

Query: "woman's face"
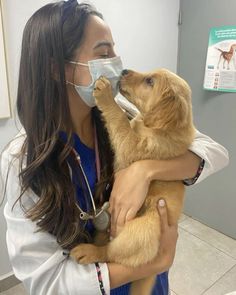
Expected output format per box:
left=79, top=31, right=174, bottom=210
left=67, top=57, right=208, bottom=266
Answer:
left=66, top=15, right=117, bottom=87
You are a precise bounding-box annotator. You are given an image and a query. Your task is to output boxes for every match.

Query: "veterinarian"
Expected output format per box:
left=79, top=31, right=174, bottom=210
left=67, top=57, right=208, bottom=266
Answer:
left=0, top=1, right=229, bottom=294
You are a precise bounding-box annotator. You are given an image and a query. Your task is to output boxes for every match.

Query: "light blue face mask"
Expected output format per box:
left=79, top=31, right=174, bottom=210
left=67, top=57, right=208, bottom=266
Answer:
left=67, top=56, right=123, bottom=107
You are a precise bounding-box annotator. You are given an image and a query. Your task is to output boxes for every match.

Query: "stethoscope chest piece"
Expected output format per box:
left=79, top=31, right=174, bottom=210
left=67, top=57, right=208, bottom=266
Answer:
left=93, top=209, right=111, bottom=231
left=66, top=128, right=111, bottom=233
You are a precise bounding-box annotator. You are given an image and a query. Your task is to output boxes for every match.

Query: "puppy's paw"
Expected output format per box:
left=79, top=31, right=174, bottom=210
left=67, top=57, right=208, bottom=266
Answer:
left=93, top=76, right=113, bottom=105
left=70, top=243, right=107, bottom=264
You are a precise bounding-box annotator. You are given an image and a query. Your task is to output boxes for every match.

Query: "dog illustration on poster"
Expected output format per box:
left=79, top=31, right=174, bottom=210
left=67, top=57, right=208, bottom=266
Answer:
left=215, top=43, right=236, bottom=70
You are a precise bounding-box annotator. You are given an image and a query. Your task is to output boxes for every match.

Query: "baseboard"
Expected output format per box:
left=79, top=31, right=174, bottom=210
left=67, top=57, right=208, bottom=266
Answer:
left=0, top=272, right=20, bottom=292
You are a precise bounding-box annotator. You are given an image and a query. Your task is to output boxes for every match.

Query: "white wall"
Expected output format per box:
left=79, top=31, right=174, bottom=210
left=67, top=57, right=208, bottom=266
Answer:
left=90, top=0, right=180, bottom=72
left=0, top=0, right=180, bottom=278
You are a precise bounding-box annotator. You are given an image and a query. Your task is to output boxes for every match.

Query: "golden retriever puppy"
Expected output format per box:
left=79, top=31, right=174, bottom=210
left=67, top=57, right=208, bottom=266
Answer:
left=70, top=68, right=195, bottom=294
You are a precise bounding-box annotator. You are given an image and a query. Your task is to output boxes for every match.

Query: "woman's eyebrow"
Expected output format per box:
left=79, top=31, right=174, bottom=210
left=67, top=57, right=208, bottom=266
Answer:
left=93, top=40, right=115, bottom=50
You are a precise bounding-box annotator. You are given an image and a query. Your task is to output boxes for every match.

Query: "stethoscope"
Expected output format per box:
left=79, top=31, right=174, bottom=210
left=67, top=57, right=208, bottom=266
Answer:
left=67, top=128, right=111, bottom=232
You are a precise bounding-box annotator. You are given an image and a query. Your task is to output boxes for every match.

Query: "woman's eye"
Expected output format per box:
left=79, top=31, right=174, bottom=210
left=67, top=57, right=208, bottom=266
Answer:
left=145, top=77, right=154, bottom=87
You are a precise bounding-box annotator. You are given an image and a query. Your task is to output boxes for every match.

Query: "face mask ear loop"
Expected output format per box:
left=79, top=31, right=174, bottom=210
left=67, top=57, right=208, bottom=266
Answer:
left=66, top=81, right=75, bottom=86
left=66, top=61, right=88, bottom=86
left=68, top=61, right=88, bottom=67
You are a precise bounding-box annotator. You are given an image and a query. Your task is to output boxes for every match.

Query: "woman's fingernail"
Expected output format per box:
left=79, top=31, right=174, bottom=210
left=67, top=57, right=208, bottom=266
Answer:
left=159, top=199, right=165, bottom=207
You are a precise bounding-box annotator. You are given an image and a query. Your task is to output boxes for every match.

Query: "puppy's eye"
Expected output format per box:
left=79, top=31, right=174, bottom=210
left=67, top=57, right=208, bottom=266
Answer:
left=145, top=77, right=154, bottom=87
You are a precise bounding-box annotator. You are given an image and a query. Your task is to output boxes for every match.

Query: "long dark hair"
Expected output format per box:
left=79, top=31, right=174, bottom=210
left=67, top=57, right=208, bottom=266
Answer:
left=15, top=0, right=114, bottom=249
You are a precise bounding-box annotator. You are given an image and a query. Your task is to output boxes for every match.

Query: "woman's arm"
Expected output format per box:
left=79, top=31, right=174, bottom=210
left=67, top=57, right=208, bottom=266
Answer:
left=109, top=130, right=229, bottom=236
left=188, top=129, right=229, bottom=183
left=141, top=150, right=201, bottom=183
left=131, top=130, right=229, bottom=184
left=109, top=152, right=200, bottom=236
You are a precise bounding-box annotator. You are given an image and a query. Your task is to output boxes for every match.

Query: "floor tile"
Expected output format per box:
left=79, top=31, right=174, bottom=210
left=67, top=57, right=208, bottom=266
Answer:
left=203, top=265, right=236, bottom=295
left=0, top=275, right=20, bottom=292
left=169, top=228, right=236, bottom=295
left=0, top=284, right=27, bottom=295
left=170, top=290, right=177, bottom=295
left=179, top=217, right=236, bottom=259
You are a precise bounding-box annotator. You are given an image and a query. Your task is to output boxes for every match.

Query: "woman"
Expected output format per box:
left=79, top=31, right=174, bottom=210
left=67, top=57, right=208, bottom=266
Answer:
left=1, top=1, right=229, bottom=294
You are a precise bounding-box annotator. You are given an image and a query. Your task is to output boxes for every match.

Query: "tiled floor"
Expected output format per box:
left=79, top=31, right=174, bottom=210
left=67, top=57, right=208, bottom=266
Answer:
left=169, top=214, right=236, bottom=295
left=1, top=214, right=236, bottom=295
left=0, top=284, right=26, bottom=295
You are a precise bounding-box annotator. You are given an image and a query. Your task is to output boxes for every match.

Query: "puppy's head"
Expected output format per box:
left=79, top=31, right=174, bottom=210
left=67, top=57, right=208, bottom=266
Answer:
left=119, top=69, right=192, bottom=131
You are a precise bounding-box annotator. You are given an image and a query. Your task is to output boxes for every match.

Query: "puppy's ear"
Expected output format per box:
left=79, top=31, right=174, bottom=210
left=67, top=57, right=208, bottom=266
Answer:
left=143, top=88, right=190, bottom=131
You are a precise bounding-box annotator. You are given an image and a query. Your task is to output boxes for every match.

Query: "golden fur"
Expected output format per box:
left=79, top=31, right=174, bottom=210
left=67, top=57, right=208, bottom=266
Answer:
left=70, top=68, right=195, bottom=294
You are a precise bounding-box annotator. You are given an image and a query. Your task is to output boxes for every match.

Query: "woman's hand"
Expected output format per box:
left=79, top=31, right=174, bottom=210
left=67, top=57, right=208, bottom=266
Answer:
left=109, top=161, right=150, bottom=237
left=153, top=199, right=179, bottom=272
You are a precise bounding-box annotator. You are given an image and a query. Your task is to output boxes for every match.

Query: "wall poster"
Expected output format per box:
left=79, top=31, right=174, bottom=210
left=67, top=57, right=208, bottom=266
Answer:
left=204, top=26, right=236, bottom=92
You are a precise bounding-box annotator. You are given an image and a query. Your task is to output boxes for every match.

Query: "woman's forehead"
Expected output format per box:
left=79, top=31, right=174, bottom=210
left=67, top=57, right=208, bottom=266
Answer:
left=83, top=15, right=114, bottom=48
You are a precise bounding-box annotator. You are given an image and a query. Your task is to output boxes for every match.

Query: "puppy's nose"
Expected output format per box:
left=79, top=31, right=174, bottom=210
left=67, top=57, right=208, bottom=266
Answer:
left=121, top=69, right=129, bottom=76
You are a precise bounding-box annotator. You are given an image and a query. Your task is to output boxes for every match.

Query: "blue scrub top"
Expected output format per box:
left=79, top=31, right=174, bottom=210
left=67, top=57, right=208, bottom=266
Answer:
left=60, top=132, right=169, bottom=295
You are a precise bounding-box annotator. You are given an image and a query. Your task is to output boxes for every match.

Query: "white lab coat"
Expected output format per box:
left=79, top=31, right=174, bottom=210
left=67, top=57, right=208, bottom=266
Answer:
left=0, top=130, right=229, bottom=295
